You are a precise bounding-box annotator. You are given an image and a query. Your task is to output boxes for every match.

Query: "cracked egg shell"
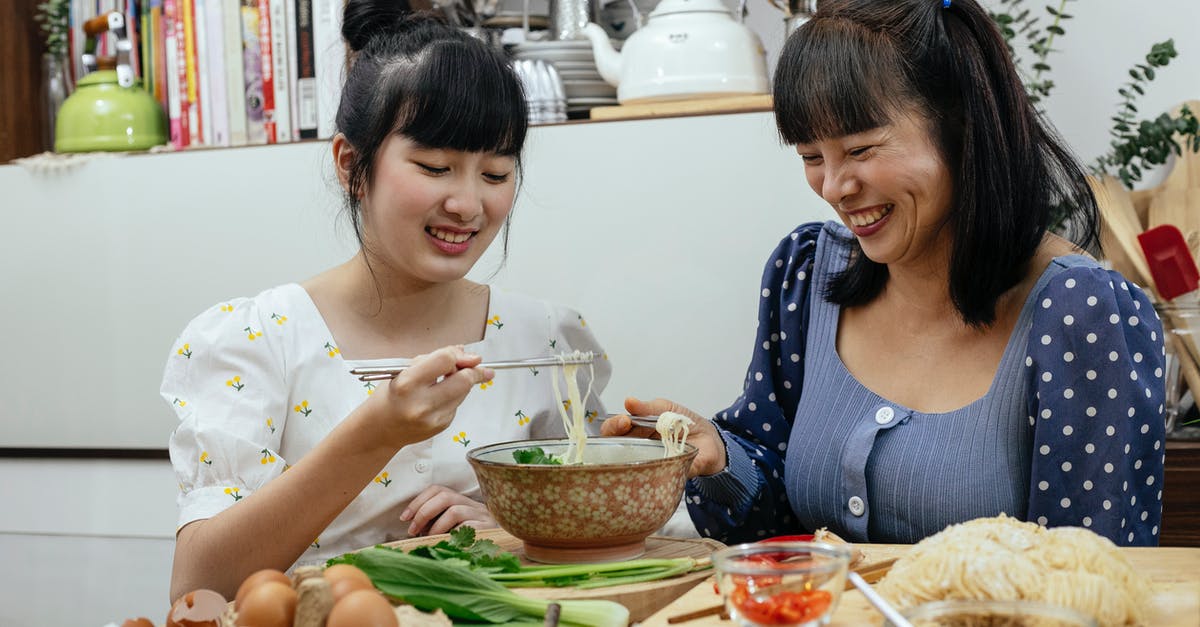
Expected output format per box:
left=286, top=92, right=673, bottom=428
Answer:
left=166, top=589, right=227, bottom=627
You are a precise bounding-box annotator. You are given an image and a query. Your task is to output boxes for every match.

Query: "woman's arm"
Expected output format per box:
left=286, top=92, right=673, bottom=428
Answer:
left=683, top=223, right=824, bottom=544
left=168, top=347, right=491, bottom=601
left=1024, top=266, right=1165, bottom=546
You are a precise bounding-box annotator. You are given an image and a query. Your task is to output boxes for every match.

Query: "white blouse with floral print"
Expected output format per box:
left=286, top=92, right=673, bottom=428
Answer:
left=161, top=283, right=611, bottom=565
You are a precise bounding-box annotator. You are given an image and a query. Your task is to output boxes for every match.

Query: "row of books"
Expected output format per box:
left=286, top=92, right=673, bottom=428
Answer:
left=67, top=0, right=348, bottom=148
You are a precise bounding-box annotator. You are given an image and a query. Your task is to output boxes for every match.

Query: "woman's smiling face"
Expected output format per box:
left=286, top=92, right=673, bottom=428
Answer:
left=358, top=134, right=517, bottom=286
left=795, top=109, right=955, bottom=268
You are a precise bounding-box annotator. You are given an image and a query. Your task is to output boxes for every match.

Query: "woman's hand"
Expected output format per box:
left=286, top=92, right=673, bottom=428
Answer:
left=401, top=484, right=497, bottom=536
left=600, top=396, right=728, bottom=478
left=360, top=346, right=494, bottom=450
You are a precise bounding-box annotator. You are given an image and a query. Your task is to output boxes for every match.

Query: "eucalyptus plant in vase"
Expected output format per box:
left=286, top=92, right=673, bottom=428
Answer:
left=35, top=0, right=72, bottom=149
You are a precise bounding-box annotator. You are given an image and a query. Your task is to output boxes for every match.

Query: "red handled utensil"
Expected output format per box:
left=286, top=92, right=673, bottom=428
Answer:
left=1137, top=224, right=1199, bottom=300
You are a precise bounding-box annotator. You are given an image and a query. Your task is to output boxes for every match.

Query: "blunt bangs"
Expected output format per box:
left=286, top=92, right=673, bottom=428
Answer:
left=774, top=18, right=913, bottom=145
left=383, top=41, right=527, bottom=157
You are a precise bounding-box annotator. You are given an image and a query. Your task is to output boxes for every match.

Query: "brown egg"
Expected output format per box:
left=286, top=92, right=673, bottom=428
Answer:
left=237, top=580, right=297, bottom=627
left=323, top=564, right=375, bottom=602
left=165, top=589, right=227, bottom=627
left=326, top=589, right=399, bottom=627
left=234, top=569, right=292, bottom=610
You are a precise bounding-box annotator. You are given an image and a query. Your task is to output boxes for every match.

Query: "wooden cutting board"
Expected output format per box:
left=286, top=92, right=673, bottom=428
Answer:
left=640, top=544, right=1200, bottom=626
left=383, top=528, right=724, bottom=624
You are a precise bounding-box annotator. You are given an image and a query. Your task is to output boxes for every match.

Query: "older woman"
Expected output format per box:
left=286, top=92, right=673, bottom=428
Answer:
left=604, top=0, right=1165, bottom=546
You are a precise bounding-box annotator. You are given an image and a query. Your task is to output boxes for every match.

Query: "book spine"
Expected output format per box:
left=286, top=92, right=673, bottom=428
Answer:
left=294, top=0, right=317, bottom=139
left=312, top=0, right=343, bottom=138
left=181, top=0, right=202, bottom=145
left=163, top=0, right=188, bottom=147
left=240, top=0, right=267, bottom=144
left=222, top=0, right=248, bottom=145
left=140, top=0, right=153, bottom=95
left=201, top=0, right=230, bottom=146
left=268, top=0, right=292, bottom=142
left=151, top=0, right=167, bottom=107
left=193, top=0, right=215, bottom=146
left=255, top=0, right=277, bottom=143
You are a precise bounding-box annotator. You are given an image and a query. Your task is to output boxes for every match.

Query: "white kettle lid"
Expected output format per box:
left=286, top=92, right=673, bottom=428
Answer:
left=649, top=0, right=731, bottom=18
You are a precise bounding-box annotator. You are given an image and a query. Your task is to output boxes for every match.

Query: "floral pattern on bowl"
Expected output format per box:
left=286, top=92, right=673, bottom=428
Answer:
left=468, top=437, right=697, bottom=563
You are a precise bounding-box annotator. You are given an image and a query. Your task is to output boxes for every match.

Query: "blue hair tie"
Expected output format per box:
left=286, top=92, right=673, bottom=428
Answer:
left=943, top=0, right=950, bottom=6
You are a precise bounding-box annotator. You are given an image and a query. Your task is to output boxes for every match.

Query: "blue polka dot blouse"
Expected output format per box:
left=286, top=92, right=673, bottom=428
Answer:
left=686, top=222, right=1166, bottom=547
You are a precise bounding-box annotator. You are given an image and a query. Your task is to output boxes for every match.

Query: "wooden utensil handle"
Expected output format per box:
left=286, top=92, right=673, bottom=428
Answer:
left=84, top=13, right=116, bottom=36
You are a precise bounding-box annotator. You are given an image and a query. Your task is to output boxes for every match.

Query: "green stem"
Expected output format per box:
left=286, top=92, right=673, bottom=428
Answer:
left=1032, top=0, right=1069, bottom=84
left=490, top=558, right=696, bottom=580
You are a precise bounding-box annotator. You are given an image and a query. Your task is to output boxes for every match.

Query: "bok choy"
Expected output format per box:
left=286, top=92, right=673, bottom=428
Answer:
left=331, top=546, right=630, bottom=626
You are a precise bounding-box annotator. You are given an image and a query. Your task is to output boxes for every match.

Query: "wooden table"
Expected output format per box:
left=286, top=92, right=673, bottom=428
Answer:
left=639, top=544, right=1200, bottom=626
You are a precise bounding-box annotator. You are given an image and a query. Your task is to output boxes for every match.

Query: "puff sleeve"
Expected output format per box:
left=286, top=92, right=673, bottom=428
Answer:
left=685, top=223, right=823, bottom=543
left=161, top=299, right=290, bottom=531
left=1024, top=266, right=1165, bottom=546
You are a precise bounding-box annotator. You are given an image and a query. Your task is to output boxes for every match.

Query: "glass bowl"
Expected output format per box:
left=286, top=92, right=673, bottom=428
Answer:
left=711, top=541, right=852, bottom=627
left=889, top=600, right=1099, bottom=626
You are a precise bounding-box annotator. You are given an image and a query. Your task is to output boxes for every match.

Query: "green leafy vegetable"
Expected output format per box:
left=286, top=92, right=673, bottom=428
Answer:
left=330, top=546, right=629, bottom=626
left=408, top=525, right=521, bottom=574
left=511, top=447, right=562, bottom=465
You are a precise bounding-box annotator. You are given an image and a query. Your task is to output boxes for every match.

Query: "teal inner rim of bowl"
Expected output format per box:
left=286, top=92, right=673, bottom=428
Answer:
left=467, top=437, right=697, bottom=467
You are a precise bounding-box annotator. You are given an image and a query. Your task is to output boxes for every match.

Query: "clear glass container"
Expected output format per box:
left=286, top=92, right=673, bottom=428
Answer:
left=1155, top=302, right=1200, bottom=440
left=711, top=541, right=851, bottom=627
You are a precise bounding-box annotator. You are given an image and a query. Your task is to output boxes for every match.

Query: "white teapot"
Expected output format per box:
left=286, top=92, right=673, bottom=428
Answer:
left=582, top=0, right=769, bottom=105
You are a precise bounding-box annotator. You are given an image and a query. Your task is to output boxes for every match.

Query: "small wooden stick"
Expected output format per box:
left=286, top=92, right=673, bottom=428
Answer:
left=667, top=603, right=725, bottom=624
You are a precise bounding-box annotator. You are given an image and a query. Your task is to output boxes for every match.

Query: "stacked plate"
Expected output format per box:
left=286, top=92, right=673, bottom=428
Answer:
left=511, top=39, right=618, bottom=113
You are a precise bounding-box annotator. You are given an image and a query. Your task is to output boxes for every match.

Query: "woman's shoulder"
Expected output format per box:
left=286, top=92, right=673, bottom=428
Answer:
left=177, top=283, right=309, bottom=338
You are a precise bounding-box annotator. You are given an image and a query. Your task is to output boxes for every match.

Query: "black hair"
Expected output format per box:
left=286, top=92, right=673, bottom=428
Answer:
left=773, top=0, right=1099, bottom=327
left=337, top=3, right=528, bottom=257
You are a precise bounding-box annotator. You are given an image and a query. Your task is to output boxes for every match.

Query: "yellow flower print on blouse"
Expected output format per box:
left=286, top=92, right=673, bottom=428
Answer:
left=364, top=382, right=376, bottom=396
left=453, top=431, right=471, bottom=447
left=224, top=487, right=243, bottom=501
left=487, top=315, right=504, bottom=330
left=226, top=376, right=245, bottom=391
left=199, top=451, right=212, bottom=465
left=325, top=342, right=340, bottom=358
left=266, top=417, right=276, bottom=434
left=244, top=326, right=263, bottom=341
left=173, top=398, right=187, bottom=407
left=515, top=410, right=530, bottom=426
left=479, top=380, right=494, bottom=390
left=562, top=399, right=572, bottom=413
left=294, top=400, right=312, bottom=417
left=374, top=472, right=392, bottom=486
left=578, top=314, right=587, bottom=327
left=586, top=409, right=598, bottom=423
left=220, top=304, right=234, bottom=313
left=260, top=449, right=277, bottom=464
left=312, top=538, right=321, bottom=549
left=177, top=343, right=192, bottom=358
left=271, top=313, right=288, bottom=326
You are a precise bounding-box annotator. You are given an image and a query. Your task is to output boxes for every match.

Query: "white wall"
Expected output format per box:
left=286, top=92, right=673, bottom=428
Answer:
left=2, top=1, right=1198, bottom=622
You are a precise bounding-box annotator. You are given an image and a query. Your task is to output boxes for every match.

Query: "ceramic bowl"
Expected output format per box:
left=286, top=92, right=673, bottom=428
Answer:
left=711, top=542, right=852, bottom=627
left=467, top=437, right=697, bottom=563
left=892, top=600, right=1099, bottom=627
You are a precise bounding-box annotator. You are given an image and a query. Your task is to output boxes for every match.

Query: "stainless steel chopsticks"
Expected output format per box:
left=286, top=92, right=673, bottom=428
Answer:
left=350, top=352, right=596, bottom=381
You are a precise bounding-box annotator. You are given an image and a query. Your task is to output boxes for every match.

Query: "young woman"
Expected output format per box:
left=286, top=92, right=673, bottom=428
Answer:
left=161, top=6, right=609, bottom=600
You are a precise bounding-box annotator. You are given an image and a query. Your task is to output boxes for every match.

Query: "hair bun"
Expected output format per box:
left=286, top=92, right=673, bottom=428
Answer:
left=342, top=0, right=443, bottom=52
